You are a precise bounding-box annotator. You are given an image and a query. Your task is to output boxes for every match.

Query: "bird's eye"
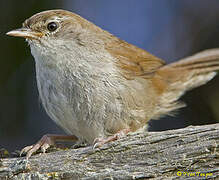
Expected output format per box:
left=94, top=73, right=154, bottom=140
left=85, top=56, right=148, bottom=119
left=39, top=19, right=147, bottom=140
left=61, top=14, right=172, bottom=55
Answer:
left=47, top=22, right=58, bottom=32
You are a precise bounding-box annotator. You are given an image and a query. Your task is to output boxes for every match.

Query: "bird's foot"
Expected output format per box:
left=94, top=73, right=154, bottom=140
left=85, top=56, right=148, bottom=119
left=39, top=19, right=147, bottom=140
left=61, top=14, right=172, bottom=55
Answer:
left=20, top=134, right=77, bottom=159
left=93, top=129, right=130, bottom=148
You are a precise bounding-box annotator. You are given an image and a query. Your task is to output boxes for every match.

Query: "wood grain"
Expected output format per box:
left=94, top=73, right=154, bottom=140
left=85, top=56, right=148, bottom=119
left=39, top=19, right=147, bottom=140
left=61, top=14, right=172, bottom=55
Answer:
left=0, top=123, right=218, bottom=179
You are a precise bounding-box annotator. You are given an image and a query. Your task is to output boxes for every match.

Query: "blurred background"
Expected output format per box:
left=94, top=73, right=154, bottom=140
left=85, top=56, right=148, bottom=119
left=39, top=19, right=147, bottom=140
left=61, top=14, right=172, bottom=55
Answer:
left=1, top=0, right=219, bottom=153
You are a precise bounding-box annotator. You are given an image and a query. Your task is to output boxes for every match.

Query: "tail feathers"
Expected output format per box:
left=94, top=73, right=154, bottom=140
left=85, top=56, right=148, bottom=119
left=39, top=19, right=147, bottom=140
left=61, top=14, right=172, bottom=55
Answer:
left=161, top=49, right=219, bottom=90
left=167, top=49, right=219, bottom=75
left=152, top=49, right=219, bottom=117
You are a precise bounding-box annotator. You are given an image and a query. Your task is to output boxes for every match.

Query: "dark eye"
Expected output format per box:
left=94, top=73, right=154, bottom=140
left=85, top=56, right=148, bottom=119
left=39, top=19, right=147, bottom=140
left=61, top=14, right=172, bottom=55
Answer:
left=47, top=22, right=58, bottom=32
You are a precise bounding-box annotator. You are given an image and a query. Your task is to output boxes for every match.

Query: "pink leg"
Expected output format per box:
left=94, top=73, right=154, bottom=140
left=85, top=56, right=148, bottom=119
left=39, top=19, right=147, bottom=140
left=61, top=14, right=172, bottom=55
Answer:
left=20, top=134, right=78, bottom=159
left=93, top=129, right=130, bottom=148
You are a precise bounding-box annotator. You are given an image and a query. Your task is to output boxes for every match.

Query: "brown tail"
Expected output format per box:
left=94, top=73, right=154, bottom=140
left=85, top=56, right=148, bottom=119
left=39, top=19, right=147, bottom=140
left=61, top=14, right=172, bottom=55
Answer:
left=152, top=49, right=219, bottom=117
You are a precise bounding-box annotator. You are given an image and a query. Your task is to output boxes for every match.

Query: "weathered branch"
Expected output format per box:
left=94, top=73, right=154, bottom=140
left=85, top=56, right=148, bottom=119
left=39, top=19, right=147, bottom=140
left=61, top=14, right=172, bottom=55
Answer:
left=0, top=124, right=219, bottom=179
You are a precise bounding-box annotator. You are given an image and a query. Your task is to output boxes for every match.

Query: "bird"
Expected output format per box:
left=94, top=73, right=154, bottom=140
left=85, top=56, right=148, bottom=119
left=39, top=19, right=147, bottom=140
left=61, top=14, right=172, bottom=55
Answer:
left=7, top=9, right=219, bottom=158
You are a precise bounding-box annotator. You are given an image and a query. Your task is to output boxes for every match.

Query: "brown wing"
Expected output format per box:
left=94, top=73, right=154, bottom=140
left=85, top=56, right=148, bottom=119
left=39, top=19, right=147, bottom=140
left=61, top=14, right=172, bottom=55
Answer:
left=105, top=37, right=165, bottom=79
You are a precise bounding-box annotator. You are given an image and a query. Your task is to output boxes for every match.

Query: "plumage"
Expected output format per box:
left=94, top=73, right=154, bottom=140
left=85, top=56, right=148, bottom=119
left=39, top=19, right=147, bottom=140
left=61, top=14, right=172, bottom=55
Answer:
left=7, top=9, right=219, bottom=158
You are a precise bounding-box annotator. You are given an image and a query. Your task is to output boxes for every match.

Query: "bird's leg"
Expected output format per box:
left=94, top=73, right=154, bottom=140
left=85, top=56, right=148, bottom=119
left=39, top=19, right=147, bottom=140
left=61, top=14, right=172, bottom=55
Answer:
left=93, top=128, right=130, bottom=148
left=20, top=134, right=78, bottom=159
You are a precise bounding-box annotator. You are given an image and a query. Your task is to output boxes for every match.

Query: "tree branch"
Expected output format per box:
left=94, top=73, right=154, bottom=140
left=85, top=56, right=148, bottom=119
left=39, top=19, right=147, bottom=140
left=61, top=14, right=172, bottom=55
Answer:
left=0, top=124, right=219, bottom=179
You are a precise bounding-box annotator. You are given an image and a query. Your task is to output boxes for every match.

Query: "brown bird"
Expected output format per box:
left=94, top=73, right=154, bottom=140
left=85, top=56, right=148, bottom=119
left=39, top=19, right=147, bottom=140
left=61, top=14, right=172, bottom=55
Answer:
left=7, top=9, right=219, bottom=158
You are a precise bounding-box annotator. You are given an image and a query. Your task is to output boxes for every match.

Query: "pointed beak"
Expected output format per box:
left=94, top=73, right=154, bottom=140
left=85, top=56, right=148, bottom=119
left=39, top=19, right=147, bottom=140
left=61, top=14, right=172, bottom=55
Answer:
left=6, top=28, right=43, bottom=40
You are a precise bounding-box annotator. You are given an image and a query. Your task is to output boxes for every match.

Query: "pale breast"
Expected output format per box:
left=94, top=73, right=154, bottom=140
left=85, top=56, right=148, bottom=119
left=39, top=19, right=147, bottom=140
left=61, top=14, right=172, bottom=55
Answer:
left=30, top=42, right=156, bottom=144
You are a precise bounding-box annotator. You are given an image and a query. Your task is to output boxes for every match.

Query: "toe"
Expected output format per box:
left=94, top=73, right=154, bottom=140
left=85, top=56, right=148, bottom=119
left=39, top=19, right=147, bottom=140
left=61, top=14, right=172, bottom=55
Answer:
left=41, top=143, right=50, bottom=153
left=93, top=138, right=102, bottom=145
left=26, top=143, right=41, bottom=159
left=20, top=145, right=33, bottom=156
left=93, top=138, right=106, bottom=149
left=20, top=134, right=77, bottom=158
left=92, top=129, right=130, bottom=149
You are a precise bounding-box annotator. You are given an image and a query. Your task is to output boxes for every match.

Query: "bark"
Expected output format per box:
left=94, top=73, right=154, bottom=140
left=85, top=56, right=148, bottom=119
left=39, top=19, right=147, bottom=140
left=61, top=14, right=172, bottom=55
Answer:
left=0, top=124, right=219, bottom=180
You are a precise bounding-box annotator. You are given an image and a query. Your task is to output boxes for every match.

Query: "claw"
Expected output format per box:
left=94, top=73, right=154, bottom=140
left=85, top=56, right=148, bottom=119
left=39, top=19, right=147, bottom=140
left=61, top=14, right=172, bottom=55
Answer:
left=93, top=138, right=105, bottom=149
left=20, top=134, right=55, bottom=159
left=20, top=145, right=33, bottom=156
left=26, top=143, right=45, bottom=159
left=20, top=134, right=78, bottom=159
left=41, top=143, right=50, bottom=153
left=93, top=129, right=130, bottom=149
